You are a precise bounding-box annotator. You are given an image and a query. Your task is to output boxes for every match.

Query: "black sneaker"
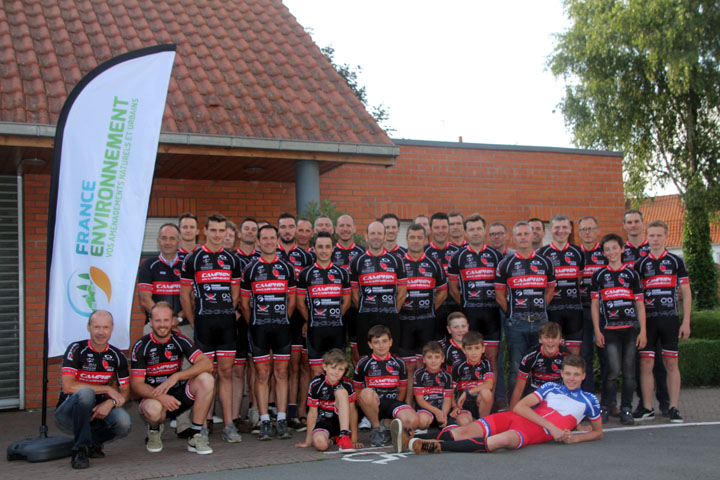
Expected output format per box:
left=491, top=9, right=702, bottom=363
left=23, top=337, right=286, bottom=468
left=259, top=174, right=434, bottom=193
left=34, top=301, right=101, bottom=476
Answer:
left=660, top=403, right=670, bottom=417
left=71, top=448, right=89, bottom=469
left=287, top=417, right=306, bottom=432
left=87, top=444, right=105, bottom=459
left=633, top=406, right=655, bottom=421
left=668, top=407, right=684, bottom=423
left=276, top=419, right=292, bottom=439
left=258, top=420, right=273, bottom=441
left=620, top=410, right=635, bottom=426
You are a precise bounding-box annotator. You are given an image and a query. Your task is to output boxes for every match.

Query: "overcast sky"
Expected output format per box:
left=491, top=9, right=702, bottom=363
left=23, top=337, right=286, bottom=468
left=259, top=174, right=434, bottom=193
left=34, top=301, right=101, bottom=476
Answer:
left=284, top=0, right=574, bottom=148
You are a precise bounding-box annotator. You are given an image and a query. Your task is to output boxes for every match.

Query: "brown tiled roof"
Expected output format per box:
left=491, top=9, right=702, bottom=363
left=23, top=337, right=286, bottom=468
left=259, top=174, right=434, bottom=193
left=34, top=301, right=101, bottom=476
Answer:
left=0, top=0, right=392, bottom=146
left=639, top=194, right=720, bottom=246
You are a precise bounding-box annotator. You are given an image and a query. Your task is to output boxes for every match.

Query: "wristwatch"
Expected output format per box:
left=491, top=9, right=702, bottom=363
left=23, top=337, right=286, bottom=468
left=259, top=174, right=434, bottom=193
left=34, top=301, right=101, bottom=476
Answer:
left=111, top=399, right=118, bottom=407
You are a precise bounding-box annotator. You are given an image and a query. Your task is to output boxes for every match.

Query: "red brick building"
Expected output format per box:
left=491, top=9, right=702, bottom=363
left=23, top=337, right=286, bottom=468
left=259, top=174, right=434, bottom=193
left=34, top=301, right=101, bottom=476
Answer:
left=1, top=0, right=625, bottom=409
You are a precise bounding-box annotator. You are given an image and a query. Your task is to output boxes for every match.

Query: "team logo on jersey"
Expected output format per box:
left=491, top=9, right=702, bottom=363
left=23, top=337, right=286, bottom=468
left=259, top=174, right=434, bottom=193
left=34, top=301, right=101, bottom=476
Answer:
left=552, top=363, right=559, bottom=371
left=481, top=257, right=488, bottom=265
left=640, top=251, right=647, bottom=257
left=218, top=259, right=225, bottom=267
left=565, top=256, right=572, bottom=264
left=165, top=350, right=173, bottom=360
left=66, top=266, right=112, bottom=317
left=102, top=359, right=109, bottom=370
left=386, top=365, right=394, bottom=374
left=436, top=374, right=444, bottom=383
left=328, top=273, right=335, bottom=281
left=314, top=308, right=326, bottom=316
left=366, top=295, right=376, bottom=303
left=608, top=310, right=619, bottom=318
left=618, top=276, right=626, bottom=286
left=173, top=269, right=181, bottom=276
left=515, top=298, right=528, bottom=306
left=530, top=264, right=538, bottom=273
left=660, top=265, right=666, bottom=272
left=645, top=298, right=655, bottom=306
left=272, top=266, right=281, bottom=277
left=469, top=291, right=480, bottom=298
left=419, top=266, right=427, bottom=274
left=379, top=262, right=388, bottom=271
left=404, top=301, right=412, bottom=308
left=207, top=293, right=216, bottom=301
left=475, top=370, right=482, bottom=379
left=258, top=305, right=269, bottom=313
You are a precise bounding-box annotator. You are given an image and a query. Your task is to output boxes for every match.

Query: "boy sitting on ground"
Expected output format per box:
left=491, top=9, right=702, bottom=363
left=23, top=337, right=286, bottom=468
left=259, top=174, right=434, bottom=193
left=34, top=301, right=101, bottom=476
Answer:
left=412, top=341, right=454, bottom=432
left=450, top=331, right=494, bottom=426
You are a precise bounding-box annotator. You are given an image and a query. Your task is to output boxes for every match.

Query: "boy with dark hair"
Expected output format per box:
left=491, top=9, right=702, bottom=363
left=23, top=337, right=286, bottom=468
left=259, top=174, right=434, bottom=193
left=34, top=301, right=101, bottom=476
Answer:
left=451, top=331, right=494, bottom=425
left=509, top=321, right=569, bottom=409
left=441, top=312, right=468, bottom=372
left=296, top=349, right=359, bottom=452
left=396, top=355, right=602, bottom=454
left=353, top=325, right=420, bottom=446
left=411, top=341, right=453, bottom=431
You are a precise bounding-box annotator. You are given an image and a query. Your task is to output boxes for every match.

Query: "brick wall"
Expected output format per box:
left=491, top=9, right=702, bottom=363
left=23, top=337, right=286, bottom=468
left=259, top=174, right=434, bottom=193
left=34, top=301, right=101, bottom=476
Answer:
left=21, top=142, right=625, bottom=407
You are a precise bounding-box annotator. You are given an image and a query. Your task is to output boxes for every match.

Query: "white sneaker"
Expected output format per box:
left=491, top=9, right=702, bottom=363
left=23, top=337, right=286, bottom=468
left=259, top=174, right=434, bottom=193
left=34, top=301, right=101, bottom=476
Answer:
left=212, top=415, right=224, bottom=424
left=247, top=407, right=260, bottom=427
left=187, top=432, right=213, bottom=454
left=359, top=416, right=372, bottom=430
left=170, top=419, right=177, bottom=429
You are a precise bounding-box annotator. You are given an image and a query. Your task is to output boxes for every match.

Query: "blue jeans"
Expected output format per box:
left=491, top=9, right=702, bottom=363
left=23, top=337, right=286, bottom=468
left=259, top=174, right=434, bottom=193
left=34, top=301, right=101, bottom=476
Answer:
left=602, top=328, right=638, bottom=411
left=580, top=307, right=609, bottom=393
left=504, top=312, right=547, bottom=395
left=54, top=388, right=132, bottom=451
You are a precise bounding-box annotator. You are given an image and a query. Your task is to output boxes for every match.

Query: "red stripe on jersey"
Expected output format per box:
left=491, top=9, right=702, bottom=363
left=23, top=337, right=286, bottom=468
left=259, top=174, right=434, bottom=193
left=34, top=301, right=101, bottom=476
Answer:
left=308, top=284, right=343, bottom=297
left=152, top=281, right=181, bottom=294
left=460, top=267, right=495, bottom=281
left=366, top=376, right=400, bottom=388
left=643, top=275, right=677, bottom=289
left=252, top=280, right=289, bottom=294
left=406, top=277, right=435, bottom=289
left=359, top=272, right=398, bottom=285
left=146, top=361, right=182, bottom=376
left=507, top=275, right=548, bottom=288
left=554, top=266, right=580, bottom=279
left=77, top=371, right=114, bottom=384
left=583, top=264, right=604, bottom=278
left=599, top=287, right=634, bottom=301
left=195, top=269, right=232, bottom=283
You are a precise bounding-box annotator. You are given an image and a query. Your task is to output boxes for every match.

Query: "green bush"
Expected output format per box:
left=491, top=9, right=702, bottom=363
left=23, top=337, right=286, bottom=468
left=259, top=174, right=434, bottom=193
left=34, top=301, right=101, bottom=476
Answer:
left=691, top=310, right=720, bottom=340
left=679, top=338, right=720, bottom=386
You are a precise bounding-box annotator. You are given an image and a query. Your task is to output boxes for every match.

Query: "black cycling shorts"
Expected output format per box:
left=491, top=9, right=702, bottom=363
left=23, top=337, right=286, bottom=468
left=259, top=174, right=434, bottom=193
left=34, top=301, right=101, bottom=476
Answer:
left=465, top=308, right=502, bottom=348
left=194, top=314, right=237, bottom=360
left=378, top=397, right=412, bottom=420
left=139, top=381, right=194, bottom=416
left=307, top=325, right=345, bottom=365
left=548, top=309, right=583, bottom=349
left=313, top=415, right=341, bottom=438
left=641, top=314, right=680, bottom=359
left=398, top=317, right=435, bottom=361
left=235, top=316, right=248, bottom=365
left=356, top=312, right=400, bottom=357
left=290, top=310, right=306, bottom=350
left=249, top=323, right=292, bottom=362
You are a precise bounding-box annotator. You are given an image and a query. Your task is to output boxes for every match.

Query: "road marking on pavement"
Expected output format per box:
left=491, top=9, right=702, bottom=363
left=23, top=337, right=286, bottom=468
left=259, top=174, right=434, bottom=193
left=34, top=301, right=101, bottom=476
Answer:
left=603, top=421, right=720, bottom=433
left=324, top=445, right=392, bottom=455
left=340, top=452, right=409, bottom=464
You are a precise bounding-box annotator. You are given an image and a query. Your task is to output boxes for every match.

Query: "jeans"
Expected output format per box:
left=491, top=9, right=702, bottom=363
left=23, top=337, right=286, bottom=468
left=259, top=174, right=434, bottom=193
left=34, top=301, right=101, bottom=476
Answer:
left=54, top=388, right=132, bottom=451
left=495, top=310, right=507, bottom=402
left=504, top=312, right=547, bottom=395
left=602, top=327, right=638, bottom=411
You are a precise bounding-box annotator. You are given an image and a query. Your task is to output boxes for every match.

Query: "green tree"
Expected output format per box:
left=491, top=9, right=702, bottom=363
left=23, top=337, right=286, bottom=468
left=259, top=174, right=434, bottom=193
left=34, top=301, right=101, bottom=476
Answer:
left=321, top=45, right=393, bottom=133
left=301, top=199, right=365, bottom=247
left=549, top=0, right=720, bottom=308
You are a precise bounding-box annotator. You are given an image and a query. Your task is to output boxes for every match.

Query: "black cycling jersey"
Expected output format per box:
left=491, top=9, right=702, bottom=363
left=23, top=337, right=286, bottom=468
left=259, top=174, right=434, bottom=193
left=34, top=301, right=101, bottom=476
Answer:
left=441, top=338, right=466, bottom=373
left=137, top=254, right=183, bottom=322
left=278, top=244, right=314, bottom=278
left=517, top=344, right=570, bottom=391
left=495, top=252, right=556, bottom=317
left=634, top=250, right=689, bottom=318
left=180, top=245, right=242, bottom=316
left=400, top=252, right=447, bottom=321
left=621, top=239, right=651, bottom=269
left=59, top=340, right=129, bottom=405
left=331, top=242, right=365, bottom=270
left=580, top=243, right=607, bottom=308
left=353, top=353, right=407, bottom=402
left=425, top=242, right=461, bottom=276
left=387, top=244, right=407, bottom=261
left=240, top=255, right=296, bottom=326
left=350, top=249, right=407, bottom=314
left=452, top=359, right=494, bottom=405
left=591, top=265, right=644, bottom=329
left=536, top=243, right=584, bottom=311
left=448, top=244, right=503, bottom=309
left=297, top=262, right=351, bottom=327
left=306, top=374, right=356, bottom=420
left=413, top=367, right=453, bottom=410
left=130, top=332, right=202, bottom=387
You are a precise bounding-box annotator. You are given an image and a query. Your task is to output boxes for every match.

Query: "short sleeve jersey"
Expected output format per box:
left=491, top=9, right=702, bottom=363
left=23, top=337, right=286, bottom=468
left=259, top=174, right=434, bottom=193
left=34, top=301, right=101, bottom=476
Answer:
left=532, top=383, right=601, bottom=428
left=400, top=253, right=447, bottom=321
left=350, top=249, right=407, bottom=314
left=580, top=243, right=607, bottom=308
left=233, top=248, right=260, bottom=270
left=413, top=367, right=453, bottom=410
left=278, top=244, right=314, bottom=279
left=591, top=265, right=644, bottom=329
left=448, top=245, right=503, bottom=309
left=424, top=242, right=461, bottom=276
left=137, top=254, right=183, bottom=322
left=130, top=332, right=203, bottom=387
left=177, top=246, right=199, bottom=266
left=621, top=239, right=651, bottom=269
left=536, top=243, right=584, bottom=311
left=331, top=242, right=365, bottom=270
left=387, top=244, right=408, bottom=261
left=441, top=338, right=466, bottom=373
left=60, top=340, right=129, bottom=404
left=452, top=359, right=494, bottom=404
left=518, top=345, right=570, bottom=391
left=353, top=353, right=407, bottom=402
left=297, top=262, right=351, bottom=327
left=306, top=374, right=356, bottom=420
left=634, top=250, right=689, bottom=318
left=495, top=252, right=556, bottom=316
left=180, top=245, right=242, bottom=316
left=240, top=255, right=296, bottom=326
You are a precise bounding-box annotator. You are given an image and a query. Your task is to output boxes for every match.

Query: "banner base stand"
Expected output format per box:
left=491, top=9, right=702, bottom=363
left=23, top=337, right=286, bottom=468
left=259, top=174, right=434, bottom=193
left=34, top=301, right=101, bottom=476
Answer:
left=7, top=434, right=73, bottom=462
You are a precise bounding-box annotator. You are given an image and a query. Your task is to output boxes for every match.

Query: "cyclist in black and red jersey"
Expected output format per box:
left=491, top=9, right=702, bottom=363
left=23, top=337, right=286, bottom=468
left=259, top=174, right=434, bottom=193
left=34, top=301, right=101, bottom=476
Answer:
left=448, top=212, right=467, bottom=249
left=536, top=214, right=585, bottom=355
left=180, top=213, right=242, bottom=442
left=495, top=221, right=556, bottom=397
left=426, top=212, right=462, bottom=339
left=448, top=214, right=503, bottom=385
left=297, top=232, right=352, bottom=376
left=350, top=221, right=407, bottom=356
left=381, top=213, right=407, bottom=259
left=577, top=215, right=607, bottom=393
left=178, top=212, right=200, bottom=263
left=296, top=218, right=314, bottom=252
left=488, top=223, right=515, bottom=258
left=333, top=214, right=365, bottom=364
left=591, top=232, right=647, bottom=425
left=277, top=212, right=313, bottom=432
left=240, top=224, right=296, bottom=441
left=634, top=220, right=691, bottom=423
left=131, top=302, right=215, bottom=454
left=399, top=224, right=447, bottom=402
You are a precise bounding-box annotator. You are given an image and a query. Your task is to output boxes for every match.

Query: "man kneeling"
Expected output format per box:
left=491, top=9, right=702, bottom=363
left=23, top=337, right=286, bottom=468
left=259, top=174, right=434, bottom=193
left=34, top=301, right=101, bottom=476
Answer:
left=131, top=302, right=215, bottom=454
left=392, top=355, right=602, bottom=454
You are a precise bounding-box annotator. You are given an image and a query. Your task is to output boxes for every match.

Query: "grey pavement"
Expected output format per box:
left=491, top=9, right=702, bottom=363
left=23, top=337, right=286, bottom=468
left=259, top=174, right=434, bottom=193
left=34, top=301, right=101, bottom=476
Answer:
left=3, top=387, right=720, bottom=480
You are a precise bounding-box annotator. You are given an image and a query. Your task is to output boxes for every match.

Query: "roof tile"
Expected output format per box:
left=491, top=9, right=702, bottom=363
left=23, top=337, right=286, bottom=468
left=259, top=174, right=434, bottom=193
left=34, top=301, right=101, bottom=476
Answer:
left=639, top=194, right=720, bottom=247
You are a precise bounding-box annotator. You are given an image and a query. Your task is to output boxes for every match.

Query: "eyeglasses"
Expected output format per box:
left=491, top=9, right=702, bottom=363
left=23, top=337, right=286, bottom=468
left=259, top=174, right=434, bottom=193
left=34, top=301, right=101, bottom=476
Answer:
left=578, top=227, right=598, bottom=233
left=488, top=232, right=505, bottom=237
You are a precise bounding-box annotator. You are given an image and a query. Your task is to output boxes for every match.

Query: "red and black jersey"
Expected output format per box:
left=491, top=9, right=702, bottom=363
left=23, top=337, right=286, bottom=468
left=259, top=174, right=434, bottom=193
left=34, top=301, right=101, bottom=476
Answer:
left=350, top=249, right=407, bottom=314
left=353, top=353, right=407, bottom=402
left=413, top=367, right=453, bottom=410
left=297, top=262, right=351, bottom=327
left=449, top=240, right=468, bottom=249
left=400, top=253, right=446, bottom=321
left=518, top=345, right=570, bottom=391
left=591, top=265, right=644, bottom=329
left=580, top=243, right=607, bottom=308
left=241, top=255, right=296, bottom=326
left=536, top=243, right=584, bottom=311
left=181, top=245, right=242, bottom=316
left=306, top=374, right=356, bottom=420
left=177, top=246, right=199, bottom=265
left=448, top=245, right=503, bottom=310
left=130, top=332, right=203, bottom=387
left=233, top=247, right=260, bottom=270
left=278, top=244, right=314, bottom=279
left=440, top=338, right=466, bottom=373
left=59, top=340, right=129, bottom=404
left=331, top=242, right=365, bottom=270
left=495, top=252, right=556, bottom=317
left=621, top=239, right=651, bottom=269
left=452, top=359, right=494, bottom=403
left=635, top=250, right=689, bottom=318
left=387, top=244, right=407, bottom=261
left=137, top=254, right=183, bottom=323
left=425, top=242, right=461, bottom=276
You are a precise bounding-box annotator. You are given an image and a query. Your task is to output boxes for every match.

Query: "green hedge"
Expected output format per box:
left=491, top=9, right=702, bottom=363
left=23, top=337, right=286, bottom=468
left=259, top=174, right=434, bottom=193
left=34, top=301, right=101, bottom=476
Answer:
left=679, top=338, right=720, bottom=386
left=691, top=310, right=720, bottom=340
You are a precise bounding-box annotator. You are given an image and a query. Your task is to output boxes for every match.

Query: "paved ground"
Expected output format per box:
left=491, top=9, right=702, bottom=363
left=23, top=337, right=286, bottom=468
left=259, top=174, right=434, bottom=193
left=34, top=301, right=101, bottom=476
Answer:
left=3, top=387, right=720, bottom=479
